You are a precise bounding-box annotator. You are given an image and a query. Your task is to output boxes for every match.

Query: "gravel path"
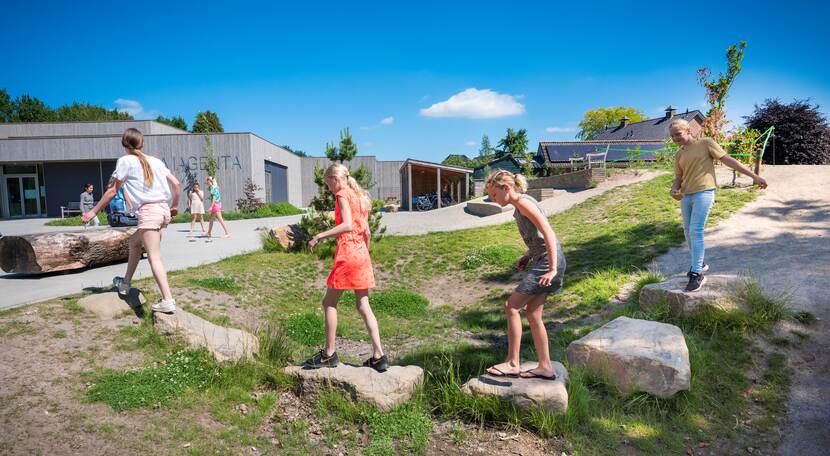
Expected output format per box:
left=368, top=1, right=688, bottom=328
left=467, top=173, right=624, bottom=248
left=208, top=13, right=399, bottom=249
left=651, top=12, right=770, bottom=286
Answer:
left=650, top=165, right=830, bottom=456
left=381, top=170, right=666, bottom=235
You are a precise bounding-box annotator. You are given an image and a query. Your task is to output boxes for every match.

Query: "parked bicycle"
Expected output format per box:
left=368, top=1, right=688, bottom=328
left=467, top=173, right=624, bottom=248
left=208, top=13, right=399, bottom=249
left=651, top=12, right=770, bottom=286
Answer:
left=412, top=192, right=455, bottom=211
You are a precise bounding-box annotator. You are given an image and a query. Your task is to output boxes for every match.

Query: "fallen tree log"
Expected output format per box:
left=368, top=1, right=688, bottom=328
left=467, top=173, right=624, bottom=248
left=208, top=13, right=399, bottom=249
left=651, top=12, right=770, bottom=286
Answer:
left=0, top=228, right=138, bottom=274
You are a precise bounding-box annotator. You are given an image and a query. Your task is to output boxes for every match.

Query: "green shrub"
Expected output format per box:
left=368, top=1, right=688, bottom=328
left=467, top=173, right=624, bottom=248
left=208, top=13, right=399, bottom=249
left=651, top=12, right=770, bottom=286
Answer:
left=284, top=313, right=325, bottom=345
left=86, top=349, right=219, bottom=411
left=257, top=320, right=292, bottom=367
left=462, top=245, right=523, bottom=269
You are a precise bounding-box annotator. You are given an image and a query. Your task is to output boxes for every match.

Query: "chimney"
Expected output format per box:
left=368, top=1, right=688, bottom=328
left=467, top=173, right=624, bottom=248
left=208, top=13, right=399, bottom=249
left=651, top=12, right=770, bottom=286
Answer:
left=665, top=106, right=677, bottom=119
left=619, top=116, right=630, bottom=127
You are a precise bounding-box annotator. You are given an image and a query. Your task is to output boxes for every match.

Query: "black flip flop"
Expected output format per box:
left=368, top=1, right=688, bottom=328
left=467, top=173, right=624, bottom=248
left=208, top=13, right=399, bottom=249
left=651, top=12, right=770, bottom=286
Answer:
left=486, top=366, right=520, bottom=378
left=519, top=369, right=557, bottom=381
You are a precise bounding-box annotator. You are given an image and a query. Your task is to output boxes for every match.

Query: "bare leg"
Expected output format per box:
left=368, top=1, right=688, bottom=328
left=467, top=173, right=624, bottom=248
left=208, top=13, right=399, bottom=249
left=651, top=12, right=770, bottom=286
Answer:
left=216, top=212, right=231, bottom=237
left=486, top=291, right=533, bottom=376
left=521, top=294, right=555, bottom=377
left=198, top=214, right=206, bottom=232
left=207, top=212, right=215, bottom=237
left=141, top=229, right=173, bottom=301
left=190, top=213, right=196, bottom=231
left=322, top=288, right=344, bottom=356
left=123, top=231, right=143, bottom=283
left=355, top=289, right=384, bottom=358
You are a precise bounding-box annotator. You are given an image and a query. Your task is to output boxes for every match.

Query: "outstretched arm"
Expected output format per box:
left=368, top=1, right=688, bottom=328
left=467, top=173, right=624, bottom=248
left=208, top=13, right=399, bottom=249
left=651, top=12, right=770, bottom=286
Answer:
left=719, top=155, right=768, bottom=188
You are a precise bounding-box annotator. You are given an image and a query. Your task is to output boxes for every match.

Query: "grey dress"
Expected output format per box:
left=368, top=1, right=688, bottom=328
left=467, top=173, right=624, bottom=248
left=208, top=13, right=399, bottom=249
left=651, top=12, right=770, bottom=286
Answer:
left=514, top=194, right=566, bottom=294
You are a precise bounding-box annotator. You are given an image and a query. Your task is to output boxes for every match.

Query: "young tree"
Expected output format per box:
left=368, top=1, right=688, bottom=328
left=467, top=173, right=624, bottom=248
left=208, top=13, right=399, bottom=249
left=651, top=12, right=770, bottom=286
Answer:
left=698, top=40, right=746, bottom=141
left=576, top=106, right=646, bottom=140
left=745, top=98, right=830, bottom=165
left=479, top=134, right=494, bottom=157
left=203, top=136, right=218, bottom=178
left=192, top=111, right=224, bottom=133
left=497, top=128, right=529, bottom=158
left=156, top=115, right=188, bottom=131
left=325, top=128, right=357, bottom=163
left=236, top=178, right=264, bottom=212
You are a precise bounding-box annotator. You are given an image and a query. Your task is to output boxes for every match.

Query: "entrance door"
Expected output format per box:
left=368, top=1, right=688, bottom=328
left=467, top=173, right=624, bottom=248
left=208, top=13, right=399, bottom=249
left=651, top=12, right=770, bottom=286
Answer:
left=5, top=175, right=42, bottom=217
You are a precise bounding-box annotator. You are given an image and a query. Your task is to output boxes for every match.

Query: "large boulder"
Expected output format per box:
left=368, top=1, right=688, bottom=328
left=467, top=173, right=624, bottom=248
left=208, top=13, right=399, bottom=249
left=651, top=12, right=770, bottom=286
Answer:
left=640, top=274, right=742, bottom=315
left=78, top=291, right=145, bottom=319
left=566, top=316, right=690, bottom=398
left=153, top=310, right=258, bottom=363
left=284, top=364, right=423, bottom=411
left=462, top=361, right=569, bottom=414
left=268, top=224, right=306, bottom=251
left=465, top=200, right=512, bottom=217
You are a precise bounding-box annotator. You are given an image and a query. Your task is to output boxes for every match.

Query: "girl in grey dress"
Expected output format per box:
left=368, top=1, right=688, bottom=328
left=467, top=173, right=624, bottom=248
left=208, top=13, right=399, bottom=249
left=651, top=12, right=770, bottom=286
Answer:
left=483, top=169, right=566, bottom=380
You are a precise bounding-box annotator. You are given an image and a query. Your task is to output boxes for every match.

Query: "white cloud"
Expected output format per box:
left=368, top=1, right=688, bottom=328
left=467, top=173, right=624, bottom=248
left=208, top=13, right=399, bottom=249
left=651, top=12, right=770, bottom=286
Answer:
left=420, top=88, right=525, bottom=119
left=381, top=116, right=394, bottom=125
left=545, top=126, right=576, bottom=133
left=465, top=140, right=477, bottom=147
left=114, top=98, right=157, bottom=119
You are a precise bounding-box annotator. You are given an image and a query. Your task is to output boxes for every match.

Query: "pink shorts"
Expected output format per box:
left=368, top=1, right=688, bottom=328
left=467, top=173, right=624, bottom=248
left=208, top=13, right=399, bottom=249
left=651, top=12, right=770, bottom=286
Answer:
left=137, top=202, right=171, bottom=230
left=210, top=202, right=222, bottom=213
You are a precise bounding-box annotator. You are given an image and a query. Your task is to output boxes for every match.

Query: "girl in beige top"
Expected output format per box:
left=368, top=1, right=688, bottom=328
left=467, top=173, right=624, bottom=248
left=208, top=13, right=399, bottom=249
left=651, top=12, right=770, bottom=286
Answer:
left=188, top=182, right=206, bottom=233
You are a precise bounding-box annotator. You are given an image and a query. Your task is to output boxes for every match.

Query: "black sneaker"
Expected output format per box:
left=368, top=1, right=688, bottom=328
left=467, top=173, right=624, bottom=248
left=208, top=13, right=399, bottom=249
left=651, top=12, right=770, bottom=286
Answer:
left=303, top=349, right=339, bottom=369
left=363, top=354, right=390, bottom=372
left=685, top=272, right=706, bottom=292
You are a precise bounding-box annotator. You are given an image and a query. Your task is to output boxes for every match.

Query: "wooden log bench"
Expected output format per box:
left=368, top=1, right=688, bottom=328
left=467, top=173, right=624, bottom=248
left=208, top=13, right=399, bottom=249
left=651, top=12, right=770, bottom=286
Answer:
left=0, top=228, right=138, bottom=274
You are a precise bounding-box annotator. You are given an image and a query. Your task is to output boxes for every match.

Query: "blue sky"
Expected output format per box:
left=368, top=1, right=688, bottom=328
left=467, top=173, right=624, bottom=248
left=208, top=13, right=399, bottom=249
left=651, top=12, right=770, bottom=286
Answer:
left=2, top=0, right=828, bottom=162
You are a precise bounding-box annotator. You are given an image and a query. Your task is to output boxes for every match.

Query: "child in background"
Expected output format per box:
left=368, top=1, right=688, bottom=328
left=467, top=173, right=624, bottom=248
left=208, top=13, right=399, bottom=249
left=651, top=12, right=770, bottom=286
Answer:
left=483, top=169, right=566, bottom=380
left=303, top=163, right=388, bottom=372
left=188, top=182, right=206, bottom=234
left=205, top=176, right=231, bottom=239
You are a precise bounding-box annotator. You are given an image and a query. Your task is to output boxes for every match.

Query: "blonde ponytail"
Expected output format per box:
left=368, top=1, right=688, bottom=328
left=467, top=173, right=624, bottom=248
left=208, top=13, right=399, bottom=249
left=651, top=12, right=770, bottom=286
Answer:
left=325, top=163, right=372, bottom=212
left=485, top=169, right=527, bottom=194
left=122, top=128, right=153, bottom=186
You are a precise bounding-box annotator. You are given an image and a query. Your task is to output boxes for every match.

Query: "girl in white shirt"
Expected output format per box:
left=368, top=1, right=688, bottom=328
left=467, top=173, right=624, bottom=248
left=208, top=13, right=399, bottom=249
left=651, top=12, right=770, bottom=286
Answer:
left=83, top=128, right=181, bottom=314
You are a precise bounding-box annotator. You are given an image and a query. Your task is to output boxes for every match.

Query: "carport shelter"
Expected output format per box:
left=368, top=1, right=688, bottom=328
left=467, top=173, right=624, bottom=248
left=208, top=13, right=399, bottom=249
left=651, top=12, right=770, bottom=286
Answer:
left=400, top=159, right=473, bottom=211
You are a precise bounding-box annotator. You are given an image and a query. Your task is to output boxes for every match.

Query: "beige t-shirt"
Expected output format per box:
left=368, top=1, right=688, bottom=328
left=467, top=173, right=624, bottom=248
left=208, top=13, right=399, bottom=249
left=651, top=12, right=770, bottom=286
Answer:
left=675, top=137, right=727, bottom=194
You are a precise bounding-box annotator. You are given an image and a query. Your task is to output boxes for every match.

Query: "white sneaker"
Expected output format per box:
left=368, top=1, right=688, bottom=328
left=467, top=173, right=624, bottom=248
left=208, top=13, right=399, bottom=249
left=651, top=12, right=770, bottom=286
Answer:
left=701, top=263, right=710, bottom=273
left=113, top=276, right=130, bottom=296
left=151, top=298, right=176, bottom=314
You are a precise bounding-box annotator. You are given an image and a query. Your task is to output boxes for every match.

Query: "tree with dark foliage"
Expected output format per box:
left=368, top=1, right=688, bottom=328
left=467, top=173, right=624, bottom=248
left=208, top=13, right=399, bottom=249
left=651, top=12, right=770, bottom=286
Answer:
left=744, top=99, right=830, bottom=165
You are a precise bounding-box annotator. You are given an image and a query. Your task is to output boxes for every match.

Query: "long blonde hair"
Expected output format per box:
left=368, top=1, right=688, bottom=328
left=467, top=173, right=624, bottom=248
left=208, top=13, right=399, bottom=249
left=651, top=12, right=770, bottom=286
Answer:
left=485, top=168, right=528, bottom=194
left=325, top=163, right=372, bottom=212
left=121, top=128, right=153, bottom=186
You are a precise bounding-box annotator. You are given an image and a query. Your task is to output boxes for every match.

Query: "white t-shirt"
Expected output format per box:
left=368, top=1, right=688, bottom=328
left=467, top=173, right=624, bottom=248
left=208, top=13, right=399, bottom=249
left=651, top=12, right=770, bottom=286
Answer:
left=112, top=154, right=172, bottom=209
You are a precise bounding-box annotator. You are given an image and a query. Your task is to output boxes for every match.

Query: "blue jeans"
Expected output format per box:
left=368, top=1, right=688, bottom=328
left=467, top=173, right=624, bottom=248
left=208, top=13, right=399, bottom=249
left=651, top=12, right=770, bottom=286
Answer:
left=680, top=189, right=715, bottom=274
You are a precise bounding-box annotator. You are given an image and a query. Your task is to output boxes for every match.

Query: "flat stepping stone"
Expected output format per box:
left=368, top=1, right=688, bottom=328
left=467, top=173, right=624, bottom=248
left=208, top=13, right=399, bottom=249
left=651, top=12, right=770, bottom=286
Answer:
left=640, top=274, right=742, bottom=315
left=284, top=364, right=424, bottom=411
left=78, top=291, right=145, bottom=319
left=566, top=316, right=690, bottom=398
left=465, top=200, right=512, bottom=217
left=461, top=361, right=569, bottom=414
left=153, top=310, right=258, bottom=363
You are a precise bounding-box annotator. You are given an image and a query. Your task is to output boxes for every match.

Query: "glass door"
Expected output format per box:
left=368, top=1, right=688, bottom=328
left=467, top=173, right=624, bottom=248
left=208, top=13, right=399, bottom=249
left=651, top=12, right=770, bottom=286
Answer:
left=5, top=175, right=42, bottom=217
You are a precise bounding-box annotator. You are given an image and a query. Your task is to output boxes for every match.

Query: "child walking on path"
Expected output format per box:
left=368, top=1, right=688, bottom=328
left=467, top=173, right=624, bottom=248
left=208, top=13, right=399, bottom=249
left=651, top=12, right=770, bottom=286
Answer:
left=82, top=128, right=181, bottom=314
left=205, top=176, right=231, bottom=239
left=188, top=182, right=206, bottom=234
left=669, top=119, right=767, bottom=292
left=302, top=163, right=389, bottom=372
left=483, top=169, right=566, bottom=380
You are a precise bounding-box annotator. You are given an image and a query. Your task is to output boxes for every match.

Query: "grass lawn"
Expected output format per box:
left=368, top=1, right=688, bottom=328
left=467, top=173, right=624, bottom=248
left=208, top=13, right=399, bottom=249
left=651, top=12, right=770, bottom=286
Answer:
left=4, top=173, right=802, bottom=455
left=44, top=201, right=303, bottom=226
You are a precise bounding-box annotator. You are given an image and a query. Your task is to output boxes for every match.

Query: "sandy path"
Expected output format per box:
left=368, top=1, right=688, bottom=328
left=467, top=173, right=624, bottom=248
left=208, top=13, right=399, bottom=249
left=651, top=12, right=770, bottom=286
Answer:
left=651, top=165, right=830, bottom=456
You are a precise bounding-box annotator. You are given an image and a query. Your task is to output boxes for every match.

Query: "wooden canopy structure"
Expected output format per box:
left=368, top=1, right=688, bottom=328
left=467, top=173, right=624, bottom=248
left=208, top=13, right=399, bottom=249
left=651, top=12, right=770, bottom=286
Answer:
left=399, top=159, right=473, bottom=211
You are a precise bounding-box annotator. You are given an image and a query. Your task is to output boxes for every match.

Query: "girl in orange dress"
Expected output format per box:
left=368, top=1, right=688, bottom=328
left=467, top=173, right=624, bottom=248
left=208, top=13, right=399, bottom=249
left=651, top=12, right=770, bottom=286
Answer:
left=303, top=163, right=388, bottom=372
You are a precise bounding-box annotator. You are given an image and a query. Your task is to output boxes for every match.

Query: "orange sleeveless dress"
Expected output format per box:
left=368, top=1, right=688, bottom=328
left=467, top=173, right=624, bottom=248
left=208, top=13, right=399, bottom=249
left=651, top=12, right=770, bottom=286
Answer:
left=326, top=188, right=376, bottom=290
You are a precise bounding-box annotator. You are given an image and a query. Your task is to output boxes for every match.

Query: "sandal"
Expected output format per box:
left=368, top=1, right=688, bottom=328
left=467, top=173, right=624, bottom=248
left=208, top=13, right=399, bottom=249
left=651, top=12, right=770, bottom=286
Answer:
left=486, top=366, right=520, bottom=378
left=519, top=369, right=557, bottom=380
